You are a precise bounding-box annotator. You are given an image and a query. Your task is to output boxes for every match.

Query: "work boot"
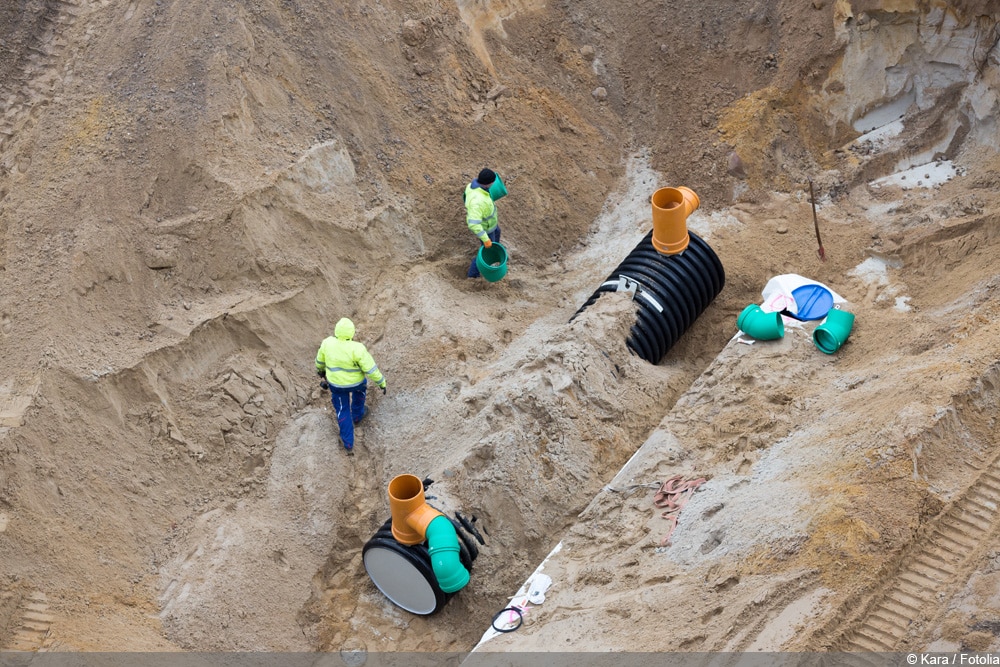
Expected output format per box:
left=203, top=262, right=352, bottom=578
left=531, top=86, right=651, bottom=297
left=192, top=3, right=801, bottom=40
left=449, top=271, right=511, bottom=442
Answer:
left=340, top=437, right=354, bottom=455
left=353, top=407, right=368, bottom=426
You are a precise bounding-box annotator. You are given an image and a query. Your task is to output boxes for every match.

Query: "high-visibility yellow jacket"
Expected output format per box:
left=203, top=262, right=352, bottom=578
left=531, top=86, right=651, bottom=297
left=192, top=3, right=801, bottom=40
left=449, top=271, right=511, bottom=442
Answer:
left=464, top=183, right=498, bottom=241
left=315, top=319, right=385, bottom=389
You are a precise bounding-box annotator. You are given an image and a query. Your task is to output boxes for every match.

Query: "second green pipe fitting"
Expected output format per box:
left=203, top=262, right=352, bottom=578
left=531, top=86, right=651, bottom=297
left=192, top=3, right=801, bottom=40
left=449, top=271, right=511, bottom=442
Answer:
left=813, top=308, right=855, bottom=354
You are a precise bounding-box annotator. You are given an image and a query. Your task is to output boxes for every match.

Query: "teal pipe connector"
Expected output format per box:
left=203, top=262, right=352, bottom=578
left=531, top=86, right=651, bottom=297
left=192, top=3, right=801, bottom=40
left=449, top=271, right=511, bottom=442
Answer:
left=426, top=515, right=470, bottom=593
left=813, top=308, right=855, bottom=354
left=737, top=304, right=784, bottom=341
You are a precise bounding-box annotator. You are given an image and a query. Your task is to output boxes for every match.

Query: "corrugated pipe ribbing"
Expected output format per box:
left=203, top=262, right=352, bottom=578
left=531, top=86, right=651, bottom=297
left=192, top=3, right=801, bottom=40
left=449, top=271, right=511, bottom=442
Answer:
left=573, top=230, right=725, bottom=364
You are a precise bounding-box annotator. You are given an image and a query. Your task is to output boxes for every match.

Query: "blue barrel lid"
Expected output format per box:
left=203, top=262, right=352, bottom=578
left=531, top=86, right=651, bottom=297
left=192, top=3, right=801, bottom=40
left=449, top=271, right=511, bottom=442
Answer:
left=790, top=284, right=834, bottom=321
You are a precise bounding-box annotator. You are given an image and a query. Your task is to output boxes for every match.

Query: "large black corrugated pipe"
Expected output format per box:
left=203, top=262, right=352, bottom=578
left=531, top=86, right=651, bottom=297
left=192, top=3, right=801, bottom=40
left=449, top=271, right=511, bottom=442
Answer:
left=573, top=230, right=725, bottom=364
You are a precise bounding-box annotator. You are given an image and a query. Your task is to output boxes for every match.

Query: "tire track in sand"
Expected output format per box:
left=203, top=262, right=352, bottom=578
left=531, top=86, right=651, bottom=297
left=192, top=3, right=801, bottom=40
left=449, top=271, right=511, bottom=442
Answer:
left=1, top=591, right=56, bottom=652
left=816, top=457, right=1000, bottom=651
left=0, top=0, right=109, bottom=159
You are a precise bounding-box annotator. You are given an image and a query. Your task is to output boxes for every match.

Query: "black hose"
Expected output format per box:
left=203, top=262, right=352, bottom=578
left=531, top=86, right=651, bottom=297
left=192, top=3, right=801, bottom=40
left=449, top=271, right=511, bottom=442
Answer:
left=449, top=516, right=479, bottom=564
left=455, top=512, right=486, bottom=545
left=491, top=606, right=523, bottom=633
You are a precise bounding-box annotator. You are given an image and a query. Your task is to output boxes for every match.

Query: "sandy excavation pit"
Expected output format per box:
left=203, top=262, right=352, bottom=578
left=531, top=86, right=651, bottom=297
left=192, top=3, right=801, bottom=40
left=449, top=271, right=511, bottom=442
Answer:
left=2, top=0, right=1000, bottom=657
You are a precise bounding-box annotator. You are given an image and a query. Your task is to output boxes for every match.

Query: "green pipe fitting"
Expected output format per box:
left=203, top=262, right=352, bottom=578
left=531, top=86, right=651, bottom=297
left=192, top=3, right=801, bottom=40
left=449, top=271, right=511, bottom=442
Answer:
left=425, top=515, right=470, bottom=593
left=737, top=304, right=784, bottom=341
left=813, top=308, right=855, bottom=354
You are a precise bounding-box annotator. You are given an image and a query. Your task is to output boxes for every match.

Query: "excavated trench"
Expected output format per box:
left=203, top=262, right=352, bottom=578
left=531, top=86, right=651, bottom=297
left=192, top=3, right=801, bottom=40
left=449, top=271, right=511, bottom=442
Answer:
left=459, top=2, right=1000, bottom=655
left=460, top=172, right=1000, bottom=654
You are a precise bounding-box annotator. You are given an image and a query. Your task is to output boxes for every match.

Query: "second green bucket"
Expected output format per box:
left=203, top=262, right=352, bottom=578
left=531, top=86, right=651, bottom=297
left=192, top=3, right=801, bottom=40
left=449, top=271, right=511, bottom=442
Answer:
left=489, top=175, right=507, bottom=201
left=476, top=243, right=508, bottom=282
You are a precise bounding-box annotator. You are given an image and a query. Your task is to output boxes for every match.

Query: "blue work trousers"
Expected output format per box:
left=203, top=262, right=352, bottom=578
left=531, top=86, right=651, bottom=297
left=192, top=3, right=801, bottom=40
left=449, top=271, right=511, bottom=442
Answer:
left=467, top=226, right=501, bottom=278
left=330, top=381, right=367, bottom=449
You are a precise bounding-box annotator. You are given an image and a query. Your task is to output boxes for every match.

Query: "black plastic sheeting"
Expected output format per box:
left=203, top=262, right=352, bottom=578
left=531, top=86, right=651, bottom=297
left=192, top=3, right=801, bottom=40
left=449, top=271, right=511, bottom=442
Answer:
left=573, top=230, right=725, bottom=364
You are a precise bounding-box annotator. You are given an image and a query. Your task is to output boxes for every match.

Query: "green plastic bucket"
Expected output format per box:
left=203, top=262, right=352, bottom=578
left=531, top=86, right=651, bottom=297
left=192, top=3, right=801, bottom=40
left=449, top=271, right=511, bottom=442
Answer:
left=476, top=243, right=508, bottom=282
left=489, top=175, right=507, bottom=201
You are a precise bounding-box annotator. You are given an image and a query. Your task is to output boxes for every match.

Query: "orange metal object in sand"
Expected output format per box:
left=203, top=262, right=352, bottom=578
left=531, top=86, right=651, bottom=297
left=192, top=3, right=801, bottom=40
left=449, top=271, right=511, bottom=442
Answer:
left=388, top=473, right=444, bottom=545
left=651, top=186, right=700, bottom=255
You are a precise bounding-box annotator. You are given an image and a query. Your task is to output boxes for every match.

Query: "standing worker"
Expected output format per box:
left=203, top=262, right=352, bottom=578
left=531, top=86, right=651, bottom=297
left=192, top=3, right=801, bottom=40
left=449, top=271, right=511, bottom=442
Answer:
left=464, top=167, right=501, bottom=279
left=315, top=317, right=386, bottom=454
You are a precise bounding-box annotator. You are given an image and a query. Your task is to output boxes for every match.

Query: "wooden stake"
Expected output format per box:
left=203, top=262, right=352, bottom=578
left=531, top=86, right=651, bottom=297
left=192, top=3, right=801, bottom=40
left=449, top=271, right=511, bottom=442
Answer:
left=809, top=179, right=825, bottom=261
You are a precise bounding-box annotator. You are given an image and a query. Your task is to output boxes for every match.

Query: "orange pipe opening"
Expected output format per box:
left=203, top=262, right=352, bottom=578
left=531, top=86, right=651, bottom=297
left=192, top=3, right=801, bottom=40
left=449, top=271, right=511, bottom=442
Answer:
left=388, top=474, right=443, bottom=546
left=651, top=186, right=699, bottom=255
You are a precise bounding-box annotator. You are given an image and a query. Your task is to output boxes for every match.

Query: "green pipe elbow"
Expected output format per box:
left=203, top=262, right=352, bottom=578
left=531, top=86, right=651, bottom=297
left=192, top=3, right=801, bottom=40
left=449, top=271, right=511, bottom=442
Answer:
left=737, top=304, right=784, bottom=341
left=813, top=308, right=855, bottom=354
left=425, top=515, right=470, bottom=593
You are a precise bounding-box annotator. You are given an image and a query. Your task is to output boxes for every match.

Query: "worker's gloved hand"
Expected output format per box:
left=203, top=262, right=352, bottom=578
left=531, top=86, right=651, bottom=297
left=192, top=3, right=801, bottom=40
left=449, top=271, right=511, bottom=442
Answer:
left=317, top=370, right=325, bottom=378
left=483, top=238, right=492, bottom=249
left=380, top=383, right=387, bottom=395
left=320, top=381, right=329, bottom=390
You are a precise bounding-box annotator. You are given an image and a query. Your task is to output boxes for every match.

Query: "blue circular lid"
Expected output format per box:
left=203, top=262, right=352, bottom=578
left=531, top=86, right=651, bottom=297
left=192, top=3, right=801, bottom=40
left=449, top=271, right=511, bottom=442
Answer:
left=790, top=284, right=834, bottom=321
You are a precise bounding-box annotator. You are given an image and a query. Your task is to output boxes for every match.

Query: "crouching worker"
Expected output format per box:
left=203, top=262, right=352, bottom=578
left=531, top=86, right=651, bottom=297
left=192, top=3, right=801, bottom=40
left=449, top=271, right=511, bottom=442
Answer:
left=315, top=317, right=387, bottom=454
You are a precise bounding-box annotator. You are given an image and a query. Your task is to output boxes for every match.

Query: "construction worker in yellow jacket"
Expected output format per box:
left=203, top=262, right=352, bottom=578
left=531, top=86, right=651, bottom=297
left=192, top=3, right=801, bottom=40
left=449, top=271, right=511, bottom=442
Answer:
left=315, top=318, right=386, bottom=453
left=465, top=168, right=501, bottom=278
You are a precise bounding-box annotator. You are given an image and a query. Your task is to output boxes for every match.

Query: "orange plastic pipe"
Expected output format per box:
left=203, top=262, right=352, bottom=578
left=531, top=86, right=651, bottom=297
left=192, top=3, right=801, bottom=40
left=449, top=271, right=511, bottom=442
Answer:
left=388, top=474, right=444, bottom=546
left=651, top=186, right=699, bottom=255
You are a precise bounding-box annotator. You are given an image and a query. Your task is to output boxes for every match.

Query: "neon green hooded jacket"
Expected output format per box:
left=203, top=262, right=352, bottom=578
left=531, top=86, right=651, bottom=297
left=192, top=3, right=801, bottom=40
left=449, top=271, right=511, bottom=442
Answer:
left=315, top=318, right=386, bottom=389
left=464, top=182, right=498, bottom=242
